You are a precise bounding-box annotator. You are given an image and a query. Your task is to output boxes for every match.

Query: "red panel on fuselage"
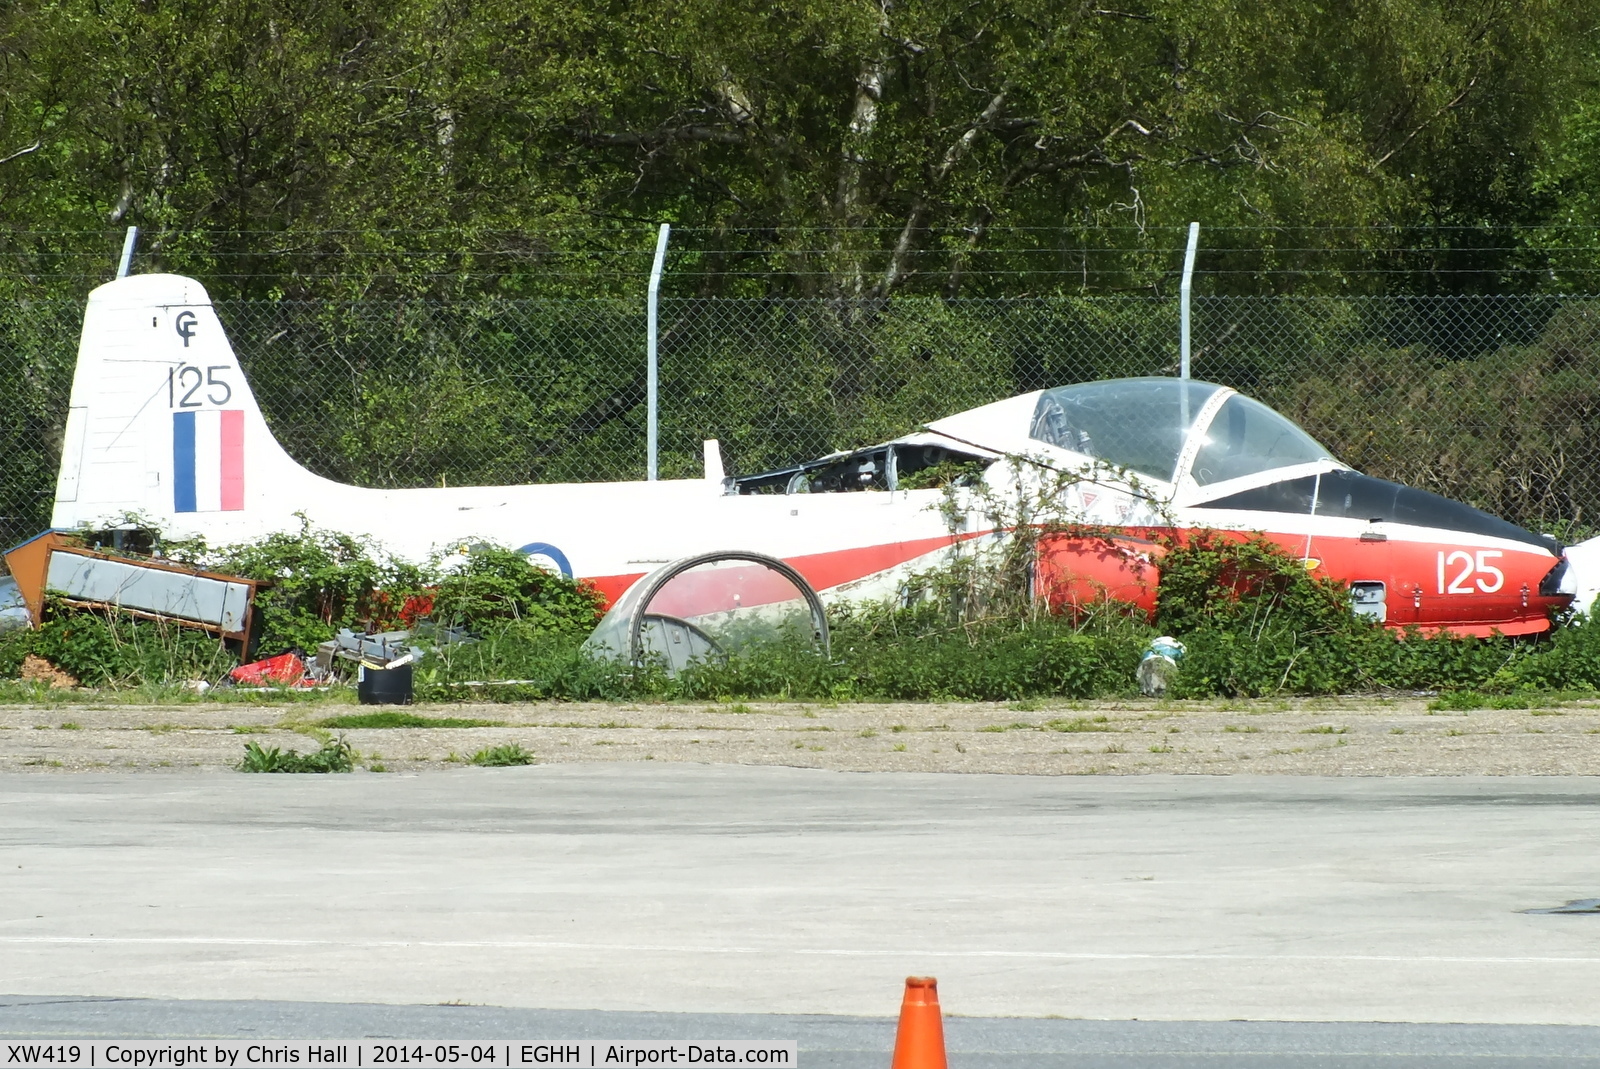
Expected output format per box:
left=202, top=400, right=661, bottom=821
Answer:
left=582, top=523, right=1563, bottom=638
left=1034, top=533, right=1163, bottom=616
left=583, top=533, right=971, bottom=611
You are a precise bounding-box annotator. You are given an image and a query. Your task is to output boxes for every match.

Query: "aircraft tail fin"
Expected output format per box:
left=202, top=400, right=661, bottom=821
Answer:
left=51, top=273, right=318, bottom=542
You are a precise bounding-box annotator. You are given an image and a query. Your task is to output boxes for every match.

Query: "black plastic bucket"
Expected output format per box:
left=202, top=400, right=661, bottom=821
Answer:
left=358, top=662, right=413, bottom=705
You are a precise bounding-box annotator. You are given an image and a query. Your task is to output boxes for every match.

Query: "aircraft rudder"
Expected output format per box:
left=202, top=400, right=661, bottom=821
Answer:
left=53, top=273, right=312, bottom=535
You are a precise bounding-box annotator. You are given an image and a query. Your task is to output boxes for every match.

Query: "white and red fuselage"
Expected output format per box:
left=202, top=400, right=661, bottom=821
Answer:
left=50, top=273, right=1576, bottom=636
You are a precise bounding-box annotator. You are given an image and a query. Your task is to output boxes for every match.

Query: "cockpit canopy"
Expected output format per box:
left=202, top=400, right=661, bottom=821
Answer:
left=734, top=376, right=1341, bottom=500
left=1026, top=378, right=1336, bottom=489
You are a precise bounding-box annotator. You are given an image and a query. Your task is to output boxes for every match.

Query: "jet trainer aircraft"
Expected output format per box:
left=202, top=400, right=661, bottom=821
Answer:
left=50, top=272, right=1577, bottom=636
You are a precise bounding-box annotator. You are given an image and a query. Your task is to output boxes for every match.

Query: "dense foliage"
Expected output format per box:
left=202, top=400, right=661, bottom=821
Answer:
left=0, top=526, right=607, bottom=684
left=3, top=0, right=1600, bottom=299
left=418, top=531, right=1600, bottom=702
left=4, top=525, right=1600, bottom=700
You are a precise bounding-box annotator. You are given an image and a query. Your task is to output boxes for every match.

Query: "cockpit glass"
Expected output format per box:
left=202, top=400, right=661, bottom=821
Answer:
left=1189, top=394, right=1334, bottom=486
left=1028, top=378, right=1223, bottom=482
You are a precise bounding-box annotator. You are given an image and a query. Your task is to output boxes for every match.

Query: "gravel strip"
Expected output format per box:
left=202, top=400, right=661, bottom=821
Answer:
left=1, top=696, right=1598, bottom=774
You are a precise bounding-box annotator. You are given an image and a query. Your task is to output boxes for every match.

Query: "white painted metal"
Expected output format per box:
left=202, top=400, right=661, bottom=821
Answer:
left=1179, top=221, right=1199, bottom=379
left=45, top=552, right=252, bottom=633
left=116, top=226, right=138, bottom=279
left=53, top=270, right=1550, bottom=617
left=647, top=223, right=671, bottom=481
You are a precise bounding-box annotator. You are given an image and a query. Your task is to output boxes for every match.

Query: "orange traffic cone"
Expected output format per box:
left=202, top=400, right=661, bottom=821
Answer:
left=890, top=976, right=947, bottom=1069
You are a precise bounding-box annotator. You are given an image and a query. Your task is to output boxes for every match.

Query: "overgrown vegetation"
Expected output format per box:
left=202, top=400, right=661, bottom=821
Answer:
left=0, top=524, right=606, bottom=691
left=0, top=600, right=237, bottom=687
left=469, top=744, right=535, bottom=767
left=201, top=519, right=605, bottom=655
left=238, top=737, right=355, bottom=773
left=8, top=519, right=1600, bottom=704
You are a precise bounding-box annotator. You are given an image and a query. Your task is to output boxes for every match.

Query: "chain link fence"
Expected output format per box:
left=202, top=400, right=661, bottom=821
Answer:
left=4, top=293, right=1599, bottom=548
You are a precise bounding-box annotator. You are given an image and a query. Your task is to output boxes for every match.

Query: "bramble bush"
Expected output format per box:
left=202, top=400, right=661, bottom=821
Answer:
left=5, top=521, right=1599, bottom=700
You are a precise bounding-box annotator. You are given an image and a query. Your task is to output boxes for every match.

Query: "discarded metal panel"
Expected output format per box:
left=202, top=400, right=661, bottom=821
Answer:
left=2, top=530, right=263, bottom=649
left=46, top=552, right=254, bottom=633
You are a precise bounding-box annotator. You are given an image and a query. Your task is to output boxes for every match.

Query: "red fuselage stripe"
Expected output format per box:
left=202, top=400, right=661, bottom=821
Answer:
left=579, top=526, right=1563, bottom=636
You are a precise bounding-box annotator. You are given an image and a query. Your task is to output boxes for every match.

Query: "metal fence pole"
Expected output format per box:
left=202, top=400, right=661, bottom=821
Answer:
left=116, top=226, right=139, bottom=279
left=1179, top=221, right=1199, bottom=380
left=647, top=223, right=671, bottom=480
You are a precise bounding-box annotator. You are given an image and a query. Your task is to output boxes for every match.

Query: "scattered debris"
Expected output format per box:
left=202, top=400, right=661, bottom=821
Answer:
left=0, top=576, right=29, bottom=632
left=3, top=530, right=264, bottom=652
left=20, top=654, right=78, bottom=689
left=230, top=652, right=309, bottom=687
left=316, top=628, right=423, bottom=672
left=1137, top=636, right=1186, bottom=697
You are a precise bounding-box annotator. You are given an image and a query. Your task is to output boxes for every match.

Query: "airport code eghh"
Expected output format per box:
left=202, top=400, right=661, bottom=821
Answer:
left=4, top=1045, right=795, bottom=1068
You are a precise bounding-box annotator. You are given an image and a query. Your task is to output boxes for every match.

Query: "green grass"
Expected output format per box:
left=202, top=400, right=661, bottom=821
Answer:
left=1044, top=716, right=1112, bottom=733
left=316, top=711, right=504, bottom=729
left=469, top=743, right=535, bottom=767
left=238, top=737, right=355, bottom=773
left=1423, top=689, right=1594, bottom=712
left=1429, top=691, right=1532, bottom=711
left=0, top=679, right=357, bottom=706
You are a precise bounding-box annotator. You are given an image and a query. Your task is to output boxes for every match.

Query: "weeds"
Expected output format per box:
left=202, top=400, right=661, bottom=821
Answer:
left=238, top=737, right=355, bottom=773
left=469, top=743, right=535, bottom=766
left=1045, top=716, right=1112, bottom=732
left=0, top=601, right=235, bottom=688
left=15, top=521, right=1600, bottom=704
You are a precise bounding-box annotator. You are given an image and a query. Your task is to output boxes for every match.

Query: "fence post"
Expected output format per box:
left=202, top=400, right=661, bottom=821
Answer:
left=116, top=226, right=139, bottom=279
left=647, top=223, right=671, bottom=481
left=1179, top=221, right=1199, bottom=380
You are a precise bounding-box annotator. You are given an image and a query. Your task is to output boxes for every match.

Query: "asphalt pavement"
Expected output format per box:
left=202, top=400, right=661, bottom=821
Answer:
left=4, top=765, right=1600, bottom=1063
left=4, top=994, right=1600, bottom=1067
